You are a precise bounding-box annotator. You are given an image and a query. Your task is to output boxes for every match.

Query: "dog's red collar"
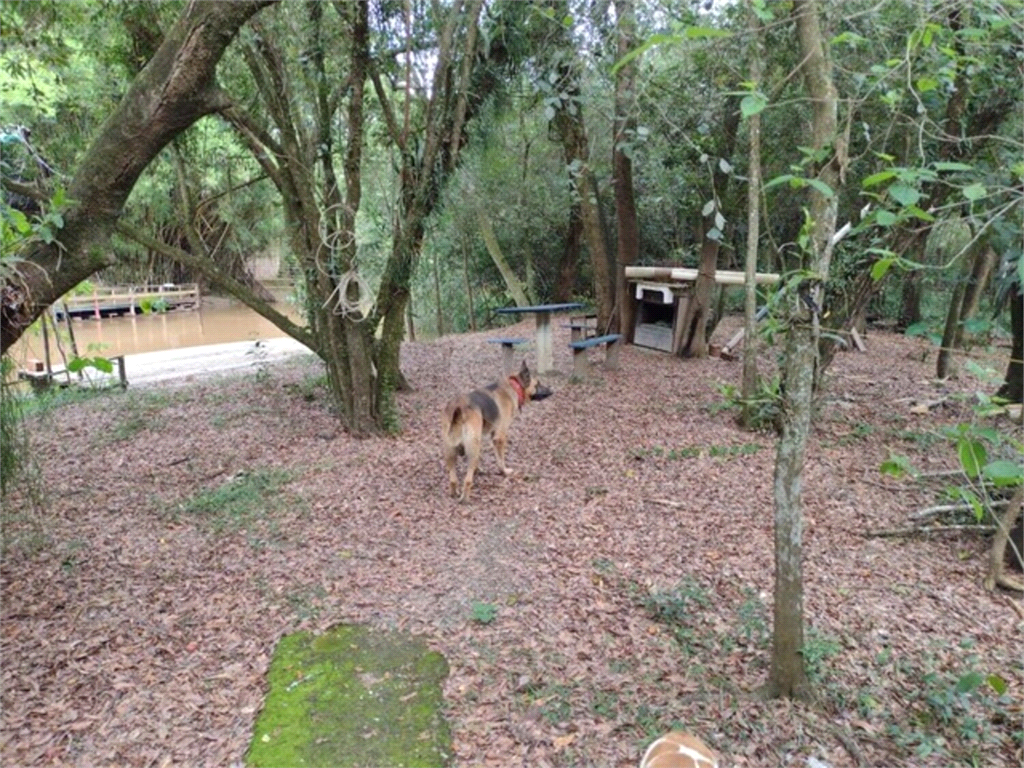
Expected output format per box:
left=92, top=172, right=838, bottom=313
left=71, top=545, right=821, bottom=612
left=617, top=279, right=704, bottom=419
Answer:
left=508, top=376, right=526, bottom=407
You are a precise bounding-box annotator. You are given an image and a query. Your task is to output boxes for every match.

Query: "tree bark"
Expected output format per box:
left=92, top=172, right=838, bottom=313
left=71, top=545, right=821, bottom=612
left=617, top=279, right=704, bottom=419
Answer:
left=936, top=262, right=969, bottom=380
left=461, top=235, right=477, bottom=331
left=740, top=6, right=764, bottom=425
left=898, top=272, right=922, bottom=331
left=679, top=216, right=721, bottom=357
left=766, top=0, right=840, bottom=702
left=0, top=0, right=274, bottom=354
left=612, top=0, right=640, bottom=340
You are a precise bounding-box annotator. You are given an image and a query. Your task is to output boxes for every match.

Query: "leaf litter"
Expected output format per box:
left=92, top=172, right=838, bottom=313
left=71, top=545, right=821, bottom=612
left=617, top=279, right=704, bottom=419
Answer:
left=2, top=318, right=1021, bottom=767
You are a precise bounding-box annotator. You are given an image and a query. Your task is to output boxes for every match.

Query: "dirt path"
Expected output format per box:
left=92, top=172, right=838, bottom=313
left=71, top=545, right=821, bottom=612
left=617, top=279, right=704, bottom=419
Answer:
left=2, top=319, right=1020, bottom=767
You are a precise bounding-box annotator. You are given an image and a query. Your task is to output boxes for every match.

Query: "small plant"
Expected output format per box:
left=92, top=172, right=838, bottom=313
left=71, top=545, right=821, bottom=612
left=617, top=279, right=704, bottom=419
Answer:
left=734, top=588, right=770, bottom=648
left=800, top=628, right=843, bottom=683
left=530, top=683, right=574, bottom=724
left=643, top=578, right=714, bottom=654
left=710, top=378, right=781, bottom=431
left=470, top=601, right=498, bottom=625
left=590, top=689, right=621, bottom=719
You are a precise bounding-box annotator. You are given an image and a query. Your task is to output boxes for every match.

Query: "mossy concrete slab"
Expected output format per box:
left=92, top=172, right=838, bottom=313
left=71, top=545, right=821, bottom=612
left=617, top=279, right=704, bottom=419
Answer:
left=246, top=624, right=452, bottom=768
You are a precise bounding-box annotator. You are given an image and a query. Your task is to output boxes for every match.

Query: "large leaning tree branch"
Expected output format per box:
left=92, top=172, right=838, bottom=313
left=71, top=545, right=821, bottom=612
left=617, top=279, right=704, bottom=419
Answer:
left=114, top=221, right=316, bottom=352
left=1, top=0, right=275, bottom=355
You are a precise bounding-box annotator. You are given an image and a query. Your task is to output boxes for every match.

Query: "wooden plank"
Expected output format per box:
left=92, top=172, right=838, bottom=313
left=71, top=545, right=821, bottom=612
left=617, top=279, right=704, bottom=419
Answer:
left=625, top=266, right=780, bottom=285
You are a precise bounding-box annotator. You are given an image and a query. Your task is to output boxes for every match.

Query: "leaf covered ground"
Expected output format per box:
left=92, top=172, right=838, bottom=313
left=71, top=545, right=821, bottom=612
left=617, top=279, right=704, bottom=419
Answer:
left=2, top=318, right=1021, bottom=768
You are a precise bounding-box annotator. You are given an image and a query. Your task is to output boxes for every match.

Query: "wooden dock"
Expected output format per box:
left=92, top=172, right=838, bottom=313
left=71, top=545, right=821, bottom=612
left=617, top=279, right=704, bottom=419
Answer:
left=18, top=355, right=127, bottom=393
left=54, top=283, right=200, bottom=320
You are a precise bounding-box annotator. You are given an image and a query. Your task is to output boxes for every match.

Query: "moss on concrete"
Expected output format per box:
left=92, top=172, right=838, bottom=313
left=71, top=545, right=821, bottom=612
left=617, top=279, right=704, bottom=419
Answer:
left=246, top=624, right=452, bottom=767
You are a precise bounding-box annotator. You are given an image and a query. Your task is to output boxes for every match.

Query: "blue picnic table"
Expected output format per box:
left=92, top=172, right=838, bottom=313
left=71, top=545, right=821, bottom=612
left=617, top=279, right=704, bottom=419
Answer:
left=495, top=302, right=584, bottom=374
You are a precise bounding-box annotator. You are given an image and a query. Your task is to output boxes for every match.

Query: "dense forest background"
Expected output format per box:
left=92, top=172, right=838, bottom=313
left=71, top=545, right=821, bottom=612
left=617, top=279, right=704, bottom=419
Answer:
left=3, top=1, right=1020, bottom=359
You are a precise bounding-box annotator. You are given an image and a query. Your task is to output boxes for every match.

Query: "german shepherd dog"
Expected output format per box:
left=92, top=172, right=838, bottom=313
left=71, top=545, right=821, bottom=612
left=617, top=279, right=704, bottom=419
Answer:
left=442, top=360, right=552, bottom=501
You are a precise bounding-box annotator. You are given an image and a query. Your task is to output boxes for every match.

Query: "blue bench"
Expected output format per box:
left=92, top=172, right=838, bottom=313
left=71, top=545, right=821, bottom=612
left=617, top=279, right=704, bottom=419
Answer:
left=487, top=337, right=529, bottom=374
left=568, top=333, right=622, bottom=376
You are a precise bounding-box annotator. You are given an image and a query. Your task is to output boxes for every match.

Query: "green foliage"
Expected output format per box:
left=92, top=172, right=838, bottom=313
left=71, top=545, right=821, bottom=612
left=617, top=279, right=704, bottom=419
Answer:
left=66, top=355, right=113, bottom=375
left=879, top=648, right=1019, bottom=764
left=878, top=390, right=1022, bottom=527
left=800, top=629, right=843, bottom=684
left=470, top=601, right=498, bottom=625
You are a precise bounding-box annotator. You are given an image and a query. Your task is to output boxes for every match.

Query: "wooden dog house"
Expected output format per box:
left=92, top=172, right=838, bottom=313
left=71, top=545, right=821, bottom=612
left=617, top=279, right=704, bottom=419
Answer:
left=624, top=266, right=780, bottom=355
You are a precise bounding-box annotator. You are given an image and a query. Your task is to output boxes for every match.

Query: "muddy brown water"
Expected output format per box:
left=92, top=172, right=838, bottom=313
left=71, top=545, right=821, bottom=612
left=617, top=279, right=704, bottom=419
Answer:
left=8, top=295, right=304, bottom=369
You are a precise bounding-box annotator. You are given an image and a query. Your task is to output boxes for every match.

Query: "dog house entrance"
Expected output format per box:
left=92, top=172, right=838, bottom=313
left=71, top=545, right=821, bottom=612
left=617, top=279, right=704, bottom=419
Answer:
left=631, top=281, right=689, bottom=353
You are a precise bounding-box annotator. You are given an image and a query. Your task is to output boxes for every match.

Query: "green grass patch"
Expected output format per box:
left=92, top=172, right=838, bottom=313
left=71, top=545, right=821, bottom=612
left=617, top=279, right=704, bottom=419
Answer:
left=172, top=468, right=299, bottom=539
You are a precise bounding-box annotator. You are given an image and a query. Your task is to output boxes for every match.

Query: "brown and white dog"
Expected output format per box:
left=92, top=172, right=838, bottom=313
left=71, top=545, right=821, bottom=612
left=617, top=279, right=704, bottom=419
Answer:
left=442, top=360, right=551, bottom=501
left=639, top=732, right=719, bottom=768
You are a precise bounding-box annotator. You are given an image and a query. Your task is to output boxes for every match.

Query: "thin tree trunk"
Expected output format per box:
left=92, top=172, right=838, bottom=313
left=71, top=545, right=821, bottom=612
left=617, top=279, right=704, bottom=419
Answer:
left=898, top=272, right=922, bottom=331
left=741, top=4, right=764, bottom=424
left=461, top=236, right=476, bottom=332
left=766, top=0, right=841, bottom=702
left=612, top=0, right=640, bottom=340
left=478, top=207, right=530, bottom=307
left=372, top=0, right=486, bottom=404
left=551, top=42, right=613, bottom=329
left=818, top=5, right=978, bottom=371
left=936, top=273, right=968, bottom=379
left=406, top=293, right=416, bottom=343
left=433, top=256, right=444, bottom=337
left=679, top=100, right=741, bottom=358
left=954, top=246, right=997, bottom=349
left=679, top=217, right=720, bottom=357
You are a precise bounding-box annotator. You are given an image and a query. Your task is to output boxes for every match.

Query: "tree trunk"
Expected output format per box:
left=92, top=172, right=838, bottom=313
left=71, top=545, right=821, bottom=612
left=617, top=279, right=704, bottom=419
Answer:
left=0, top=0, right=273, bottom=354
left=551, top=56, right=613, bottom=329
left=997, top=281, right=1023, bottom=403
left=766, top=0, right=841, bottom=701
left=936, top=270, right=968, bottom=380
left=612, top=0, right=640, bottom=340
left=679, top=217, right=720, bottom=357
left=553, top=203, right=583, bottom=302
left=898, top=272, right=922, bottom=331
left=478, top=207, right=531, bottom=307
left=433, top=256, right=444, bottom=337
left=679, top=99, right=741, bottom=358
left=954, top=246, right=997, bottom=349
left=740, top=6, right=764, bottom=425
left=818, top=4, right=983, bottom=372
left=371, top=0, right=486, bottom=406
left=223, top=0, right=380, bottom=435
